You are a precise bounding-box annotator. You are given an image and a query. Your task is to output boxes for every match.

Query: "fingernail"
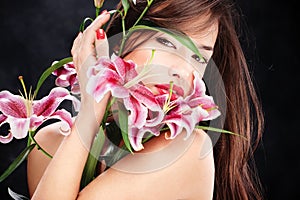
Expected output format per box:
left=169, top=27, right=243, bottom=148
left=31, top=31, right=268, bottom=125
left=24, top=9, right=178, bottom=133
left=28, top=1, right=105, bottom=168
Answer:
left=101, top=10, right=107, bottom=15
left=96, top=29, right=105, bottom=40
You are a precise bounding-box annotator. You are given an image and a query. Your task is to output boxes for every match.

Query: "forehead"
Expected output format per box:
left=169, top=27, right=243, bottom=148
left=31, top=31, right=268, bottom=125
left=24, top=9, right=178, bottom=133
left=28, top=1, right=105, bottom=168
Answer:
left=187, top=21, right=219, bottom=51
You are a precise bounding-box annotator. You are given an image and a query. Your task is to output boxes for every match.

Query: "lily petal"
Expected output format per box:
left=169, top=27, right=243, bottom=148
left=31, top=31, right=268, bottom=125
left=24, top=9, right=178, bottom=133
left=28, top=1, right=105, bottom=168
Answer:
left=164, top=113, right=191, bottom=139
left=112, top=56, right=138, bottom=83
left=53, top=62, right=78, bottom=88
left=130, top=85, right=165, bottom=126
left=0, top=90, right=27, bottom=118
left=48, top=109, right=73, bottom=136
left=29, top=114, right=45, bottom=130
left=123, top=96, right=148, bottom=129
left=7, top=117, right=30, bottom=139
left=0, top=133, right=13, bottom=144
left=128, top=127, right=144, bottom=151
left=86, top=68, right=129, bottom=102
left=130, top=84, right=161, bottom=111
left=185, top=71, right=206, bottom=101
left=33, top=87, right=78, bottom=117
left=0, top=114, right=13, bottom=143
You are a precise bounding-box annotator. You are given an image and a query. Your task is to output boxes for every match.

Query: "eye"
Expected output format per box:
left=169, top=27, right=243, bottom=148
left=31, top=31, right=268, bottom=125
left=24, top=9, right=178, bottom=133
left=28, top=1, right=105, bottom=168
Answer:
left=156, top=37, right=176, bottom=49
left=191, top=54, right=208, bottom=64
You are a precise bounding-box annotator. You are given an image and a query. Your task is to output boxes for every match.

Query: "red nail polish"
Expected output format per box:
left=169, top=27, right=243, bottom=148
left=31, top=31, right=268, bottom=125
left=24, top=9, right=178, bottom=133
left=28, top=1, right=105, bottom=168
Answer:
left=96, top=29, right=105, bottom=40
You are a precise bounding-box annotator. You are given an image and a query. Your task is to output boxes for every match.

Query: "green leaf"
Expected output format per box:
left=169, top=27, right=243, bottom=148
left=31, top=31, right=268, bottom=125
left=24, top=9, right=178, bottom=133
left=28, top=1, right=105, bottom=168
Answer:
left=80, top=126, right=106, bottom=188
left=118, top=102, right=133, bottom=153
left=121, top=0, right=130, bottom=16
left=0, top=144, right=36, bottom=182
left=195, top=125, right=248, bottom=140
left=33, top=57, right=73, bottom=98
left=130, top=25, right=204, bottom=61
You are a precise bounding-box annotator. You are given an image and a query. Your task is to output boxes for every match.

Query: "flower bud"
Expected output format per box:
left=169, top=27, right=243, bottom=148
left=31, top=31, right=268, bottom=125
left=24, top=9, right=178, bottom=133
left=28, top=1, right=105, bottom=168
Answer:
left=94, top=0, right=104, bottom=8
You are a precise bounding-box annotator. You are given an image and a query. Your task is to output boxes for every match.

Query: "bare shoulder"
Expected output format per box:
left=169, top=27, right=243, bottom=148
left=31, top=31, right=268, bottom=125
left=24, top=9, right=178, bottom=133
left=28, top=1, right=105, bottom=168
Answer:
left=27, top=121, right=67, bottom=197
left=79, top=129, right=215, bottom=200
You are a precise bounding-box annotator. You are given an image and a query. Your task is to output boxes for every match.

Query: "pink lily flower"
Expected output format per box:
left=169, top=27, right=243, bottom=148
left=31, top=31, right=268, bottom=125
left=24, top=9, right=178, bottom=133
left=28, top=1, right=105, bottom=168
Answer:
left=162, top=71, right=221, bottom=139
left=130, top=71, right=220, bottom=149
left=86, top=55, right=165, bottom=151
left=52, top=62, right=80, bottom=94
left=86, top=55, right=164, bottom=128
left=0, top=86, right=80, bottom=143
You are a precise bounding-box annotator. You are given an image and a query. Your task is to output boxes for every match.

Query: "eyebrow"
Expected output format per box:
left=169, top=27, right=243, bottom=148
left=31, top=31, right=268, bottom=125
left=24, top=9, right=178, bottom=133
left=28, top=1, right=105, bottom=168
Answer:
left=197, top=44, right=214, bottom=51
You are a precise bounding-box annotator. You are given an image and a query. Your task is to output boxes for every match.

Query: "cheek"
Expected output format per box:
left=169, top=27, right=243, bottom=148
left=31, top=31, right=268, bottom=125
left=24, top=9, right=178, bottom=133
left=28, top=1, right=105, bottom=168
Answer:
left=124, top=50, right=153, bottom=67
left=124, top=50, right=197, bottom=96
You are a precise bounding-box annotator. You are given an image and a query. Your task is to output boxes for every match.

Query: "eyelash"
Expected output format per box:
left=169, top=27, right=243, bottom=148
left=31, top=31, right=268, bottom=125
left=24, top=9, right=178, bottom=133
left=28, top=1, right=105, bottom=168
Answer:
left=156, top=37, right=176, bottom=49
left=156, top=37, right=208, bottom=64
left=191, top=54, right=208, bottom=64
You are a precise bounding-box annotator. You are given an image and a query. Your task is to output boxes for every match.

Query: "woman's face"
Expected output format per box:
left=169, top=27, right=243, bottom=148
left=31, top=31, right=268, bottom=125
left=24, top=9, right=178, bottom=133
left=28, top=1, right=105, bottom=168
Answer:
left=124, top=22, right=218, bottom=96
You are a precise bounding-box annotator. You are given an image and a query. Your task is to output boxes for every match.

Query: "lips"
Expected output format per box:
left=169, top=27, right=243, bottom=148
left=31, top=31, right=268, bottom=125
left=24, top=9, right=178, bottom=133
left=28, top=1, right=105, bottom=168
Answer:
left=154, top=83, right=185, bottom=97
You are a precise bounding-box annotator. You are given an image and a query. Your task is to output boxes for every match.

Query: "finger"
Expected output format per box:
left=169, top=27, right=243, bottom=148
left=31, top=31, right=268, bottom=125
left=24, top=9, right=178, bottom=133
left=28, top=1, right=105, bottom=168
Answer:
left=95, top=29, right=109, bottom=58
left=87, top=10, right=110, bottom=32
left=71, top=32, right=83, bottom=57
left=80, top=12, right=110, bottom=53
left=80, top=12, right=110, bottom=65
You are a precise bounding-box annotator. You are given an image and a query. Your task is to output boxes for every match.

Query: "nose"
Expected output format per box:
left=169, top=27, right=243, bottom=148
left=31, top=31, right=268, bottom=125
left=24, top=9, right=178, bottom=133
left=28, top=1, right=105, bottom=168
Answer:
left=166, top=59, right=195, bottom=96
left=167, top=56, right=194, bottom=83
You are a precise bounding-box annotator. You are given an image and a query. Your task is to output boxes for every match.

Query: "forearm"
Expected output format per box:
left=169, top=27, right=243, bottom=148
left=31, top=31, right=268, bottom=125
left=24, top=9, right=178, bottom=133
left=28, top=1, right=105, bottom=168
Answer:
left=32, top=98, right=107, bottom=199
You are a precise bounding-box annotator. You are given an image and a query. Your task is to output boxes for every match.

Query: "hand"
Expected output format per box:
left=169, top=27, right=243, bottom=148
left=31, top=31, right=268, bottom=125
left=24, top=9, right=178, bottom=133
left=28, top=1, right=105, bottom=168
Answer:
left=71, top=11, right=111, bottom=120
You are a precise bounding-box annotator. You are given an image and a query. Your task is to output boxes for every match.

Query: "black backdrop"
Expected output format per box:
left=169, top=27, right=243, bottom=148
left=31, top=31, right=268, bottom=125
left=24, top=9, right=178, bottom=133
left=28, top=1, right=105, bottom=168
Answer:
left=0, top=0, right=298, bottom=199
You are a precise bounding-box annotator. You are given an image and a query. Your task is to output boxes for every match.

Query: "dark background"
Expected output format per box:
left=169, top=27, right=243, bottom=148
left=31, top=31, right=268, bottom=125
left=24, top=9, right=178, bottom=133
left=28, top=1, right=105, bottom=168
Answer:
left=0, top=0, right=298, bottom=199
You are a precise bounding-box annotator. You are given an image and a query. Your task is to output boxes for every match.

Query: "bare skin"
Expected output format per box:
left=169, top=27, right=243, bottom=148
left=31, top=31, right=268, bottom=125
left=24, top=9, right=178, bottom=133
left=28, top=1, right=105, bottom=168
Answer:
left=27, top=10, right=218, bottom=200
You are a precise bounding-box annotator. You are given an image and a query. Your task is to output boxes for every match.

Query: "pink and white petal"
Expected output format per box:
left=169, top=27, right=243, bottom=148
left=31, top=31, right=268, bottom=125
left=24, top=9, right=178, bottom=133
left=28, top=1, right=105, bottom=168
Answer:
left=52, top=66, right=69, bottom=77
left=128, top=127, right=144, bottom=151
left=130, top=84, right=161, bottom=111
left=0, top=132, right=13, bottom=144
left=55, top=75, right=72, bottom=87
left=128, top=125, right=163, bottom=151
left=69, top=75, right=78, bottom=86
left=0, top=90, right=27, bottom=118
left=123, top=96, right=148, bottom=129
left=7, top=117, right=30, bottom=139
left=185, top=71, right=206, bottom=101
left=145, top=109, right=165, bottom=127
left=113, top=56, right=137, bottom=81
left=87, top=65, right=104, bottom=78
left=203, top=109, right=221, bottom=121
left=164, top=113, right=195, bottom=139
left=0, top=114, right=7, bottom=125
left=138, top=124, right=162, bottom=137
left=155, top=93, right=169, bottom=108
left=86, top=72, right=129, bottom=102
left=96, top=56, right=116, bottom=71
left=165, top=122, right=183, bottom=140
left=29, top=115, right=45, bottom=130
left=47, top=109, right=73, bottom=136
left=0, top=115, right=12, bottom=143
left=33, top=87, right=76, bottom=117
left=188, top=96, right=215, bottom=109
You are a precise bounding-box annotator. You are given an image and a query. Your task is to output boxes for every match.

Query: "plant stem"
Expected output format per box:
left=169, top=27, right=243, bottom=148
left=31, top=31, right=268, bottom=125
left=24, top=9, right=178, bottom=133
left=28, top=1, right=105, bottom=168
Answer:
left=96, top=7, right=100, bottom=17
left=29, top=131, right=53, bottom=158
left=118, top=0, right=154, bottom=56
left=132, top=0, right=154, bottom=27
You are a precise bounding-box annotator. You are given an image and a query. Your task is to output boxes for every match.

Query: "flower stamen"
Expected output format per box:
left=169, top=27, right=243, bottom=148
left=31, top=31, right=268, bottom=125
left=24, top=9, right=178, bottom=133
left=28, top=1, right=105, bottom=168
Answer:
left=18, top=76, right=33, bottom=117
left=163, top=81, right=176, bottom=113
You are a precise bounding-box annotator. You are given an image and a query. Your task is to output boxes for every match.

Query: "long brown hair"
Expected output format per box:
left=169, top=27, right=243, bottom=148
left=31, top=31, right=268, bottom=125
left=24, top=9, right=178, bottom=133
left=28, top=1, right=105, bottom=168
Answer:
left=107, top=0, right=264, bottom=199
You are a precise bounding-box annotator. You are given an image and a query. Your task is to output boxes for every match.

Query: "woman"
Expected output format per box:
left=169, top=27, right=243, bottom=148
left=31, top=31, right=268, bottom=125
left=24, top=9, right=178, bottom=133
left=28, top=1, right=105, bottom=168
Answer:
left=27, top=0, right=264, bottom=199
